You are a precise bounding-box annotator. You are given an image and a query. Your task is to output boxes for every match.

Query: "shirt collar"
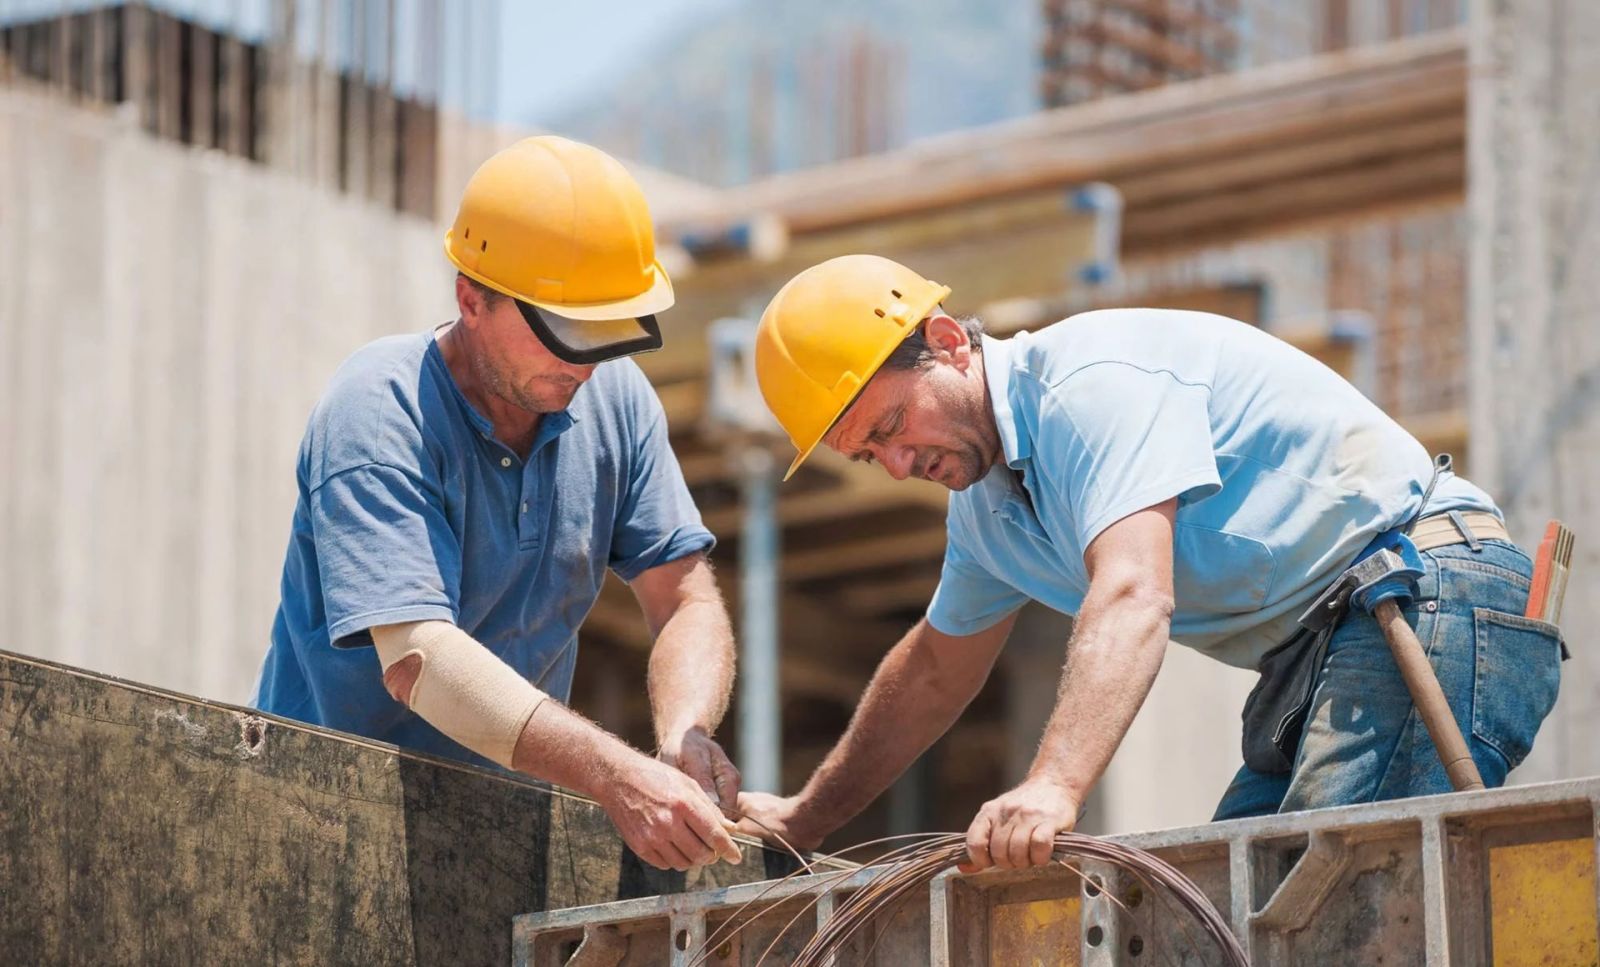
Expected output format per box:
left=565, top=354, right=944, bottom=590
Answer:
left=529, top=409, right=575, bottom=455
left=981, top=333, right=1030, bottom=469
left=427, top=330, right=581, bottom=448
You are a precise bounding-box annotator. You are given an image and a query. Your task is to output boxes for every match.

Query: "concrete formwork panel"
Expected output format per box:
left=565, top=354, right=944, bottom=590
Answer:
left=0, top=649, right=802, bottom=965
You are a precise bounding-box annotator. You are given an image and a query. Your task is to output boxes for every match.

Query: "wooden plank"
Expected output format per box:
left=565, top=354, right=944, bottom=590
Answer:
left=678, top=29, right=1466, bottom=236
left=0, top=649, right=800, bottom=965
left=1115, top=111, right=1464, bottom=208
left=835, top=570, right=941, bottom=618
left=783, top=528, right=948, bottom=582
left=701, top=483, right=926, bottom=535
left=579, top=574, right=871, bottom=706
left=1122, top=147, right=1462, bottom=254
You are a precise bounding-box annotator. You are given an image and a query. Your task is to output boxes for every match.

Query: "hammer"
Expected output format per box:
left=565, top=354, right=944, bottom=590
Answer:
left=1330, top=537, right=1485, bottom=791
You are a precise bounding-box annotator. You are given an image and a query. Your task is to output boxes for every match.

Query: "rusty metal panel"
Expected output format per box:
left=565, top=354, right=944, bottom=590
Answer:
left=1489, top=838, right=1599, bottom=967
left=518, top=780, right=1600, bottom=965
left=989, top=895, right=1082, bottom=966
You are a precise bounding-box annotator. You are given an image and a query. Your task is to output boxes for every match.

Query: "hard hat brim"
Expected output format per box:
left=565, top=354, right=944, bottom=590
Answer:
left=445, top=232, right=676, bottom=321
left=524, top=262, right=676, bottom=320
left=785, top=441, right=821, bottom=481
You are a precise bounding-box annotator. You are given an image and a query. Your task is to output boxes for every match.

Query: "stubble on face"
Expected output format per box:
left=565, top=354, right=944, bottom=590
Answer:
left=919, top=382, right=998, bottom=490
left=830, top=367, right=1002, bottom=492
left=468, top=317, right=589, bottom=415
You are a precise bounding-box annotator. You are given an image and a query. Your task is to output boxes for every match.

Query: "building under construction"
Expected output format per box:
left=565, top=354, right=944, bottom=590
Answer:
left=2, top=0, right=1597, bottom=962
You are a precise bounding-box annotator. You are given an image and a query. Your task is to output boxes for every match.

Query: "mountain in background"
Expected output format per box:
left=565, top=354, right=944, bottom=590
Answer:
left=542, top=0, right=1042, bottom=186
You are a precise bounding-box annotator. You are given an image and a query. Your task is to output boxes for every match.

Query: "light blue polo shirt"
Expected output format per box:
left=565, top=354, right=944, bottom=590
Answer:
left=927, top=309, right=1497, bottom=668
left=251, top=329, right=713, bottom=768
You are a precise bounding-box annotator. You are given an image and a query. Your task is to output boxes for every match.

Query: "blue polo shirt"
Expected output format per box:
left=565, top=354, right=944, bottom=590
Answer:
left=926, top=310, right=1497, bottom=668
left=251, top=329, right=713, bottom=768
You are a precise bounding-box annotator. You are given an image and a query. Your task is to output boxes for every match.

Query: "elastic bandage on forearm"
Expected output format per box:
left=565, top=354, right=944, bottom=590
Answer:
left=370, top=620, right=547, bottom=769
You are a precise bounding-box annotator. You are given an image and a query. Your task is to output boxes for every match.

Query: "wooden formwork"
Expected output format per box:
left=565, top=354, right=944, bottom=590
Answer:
left=514, top=777, right=1600, bottom=965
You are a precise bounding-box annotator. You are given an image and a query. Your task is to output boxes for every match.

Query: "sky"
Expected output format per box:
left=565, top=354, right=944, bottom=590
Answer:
left=497, top=0, right=743, bottom=126
left=1, top=0, right=736, bottom=125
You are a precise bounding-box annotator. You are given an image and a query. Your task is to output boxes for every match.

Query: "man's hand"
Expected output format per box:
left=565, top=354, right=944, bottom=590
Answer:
left=596, top=754, right=743, bottom=872
left=733, top=791, right=825, bottom=852
left=658, top=725, right=741, bottom=817
left=961, top=777, right=1080, bottom=873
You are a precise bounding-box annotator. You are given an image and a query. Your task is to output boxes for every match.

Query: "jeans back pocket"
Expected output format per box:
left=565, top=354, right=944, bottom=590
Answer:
left=1471, top=608, right=1563, bottom=771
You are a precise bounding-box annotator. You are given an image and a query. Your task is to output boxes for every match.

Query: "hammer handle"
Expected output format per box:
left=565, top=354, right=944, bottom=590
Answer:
left=1374, top=599, right=1485, bottom=791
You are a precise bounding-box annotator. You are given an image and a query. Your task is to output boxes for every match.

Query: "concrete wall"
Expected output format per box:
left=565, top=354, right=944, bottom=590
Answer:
left=0, top=87, right=455, bottom=704
left=1467, top=0, right=1600, bottom=783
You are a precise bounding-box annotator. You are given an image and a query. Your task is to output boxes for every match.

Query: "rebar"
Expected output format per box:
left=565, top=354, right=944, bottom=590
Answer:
left=693, top=831, right=1249, bottom=966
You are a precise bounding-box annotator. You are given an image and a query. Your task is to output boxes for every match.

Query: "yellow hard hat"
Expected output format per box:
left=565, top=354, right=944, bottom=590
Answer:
left=444, top=136, right=673, bottom=364
left=754, top=254, right=952, bottom=480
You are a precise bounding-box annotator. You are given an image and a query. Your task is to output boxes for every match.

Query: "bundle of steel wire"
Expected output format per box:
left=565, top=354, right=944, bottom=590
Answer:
left=691, top=830, right=1249, bottom=966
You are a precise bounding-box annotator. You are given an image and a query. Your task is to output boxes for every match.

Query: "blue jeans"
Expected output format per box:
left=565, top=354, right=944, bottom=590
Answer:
left=1214, top=539, right=1564, bottom=821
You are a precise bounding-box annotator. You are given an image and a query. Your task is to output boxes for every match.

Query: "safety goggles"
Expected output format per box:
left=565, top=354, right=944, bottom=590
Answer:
left=516, top=300, right=664, bottom=365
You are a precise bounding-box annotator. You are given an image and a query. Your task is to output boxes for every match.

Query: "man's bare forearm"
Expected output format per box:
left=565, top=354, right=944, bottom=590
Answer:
left=511, top=696, right=641, bottom=794
left=512, top=679, right=744, bottom=870
left=796, top=617, right=1011, bottom=837
left=629, top=554, right=736, bottom=743
left=1028, top=582, right=1171, bottom=805
left=647, top=594, right=736, bottom=740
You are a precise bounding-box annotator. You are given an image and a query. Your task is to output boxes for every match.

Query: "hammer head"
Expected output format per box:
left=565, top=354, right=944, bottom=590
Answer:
left=1349, top=537, right=1426, bottom=615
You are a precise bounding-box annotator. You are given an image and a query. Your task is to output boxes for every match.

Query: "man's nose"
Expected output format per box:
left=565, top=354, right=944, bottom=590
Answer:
left=884, top=446, right=915, bottom=481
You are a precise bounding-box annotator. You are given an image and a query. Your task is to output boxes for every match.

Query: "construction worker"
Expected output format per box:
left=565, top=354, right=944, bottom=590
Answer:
left=735, top=254, right=1563, bottom=870
left=251, top=137, right=741, bottom=872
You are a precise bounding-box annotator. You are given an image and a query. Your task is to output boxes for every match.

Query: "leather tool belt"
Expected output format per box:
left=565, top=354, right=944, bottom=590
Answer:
left=1240, top=508, right=1512, bottom=775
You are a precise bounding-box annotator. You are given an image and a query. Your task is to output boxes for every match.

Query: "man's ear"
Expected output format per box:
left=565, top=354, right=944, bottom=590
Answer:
left=455, top=275, right=485, bottom=327
left=922, top=311, right=972, bottom=364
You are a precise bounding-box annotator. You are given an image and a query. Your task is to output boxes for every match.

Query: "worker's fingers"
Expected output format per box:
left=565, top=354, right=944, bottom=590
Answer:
left=710, top=756, right=742, bottom=816
left=1003, top=820, right=1035, bottom=870
left=989, top=814, right=1015, bottom=870
left=683, top=798, right=743, bottom=865
left=963, top=811, right=995, bottom=873
left=654, top=837, right=696, bottom=872
left=1027, top=822, right=1056, bottom=868
left=686, top=751, right=720, bottom=803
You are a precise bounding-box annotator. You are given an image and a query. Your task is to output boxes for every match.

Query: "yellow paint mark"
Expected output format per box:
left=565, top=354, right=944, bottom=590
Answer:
left=1490, top=837, right=1598, bottom=967
left=988, top=896, right=1082, bottom=967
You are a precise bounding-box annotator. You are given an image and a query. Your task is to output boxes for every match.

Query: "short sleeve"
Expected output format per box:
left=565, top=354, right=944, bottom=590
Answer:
left=1042, top=363, right=1221, bottom=550
left=926, top=523, right=1029, bottom=637
left=312, top=463, right=461, bottom=644
left=609, top=400, right=716, bottom=581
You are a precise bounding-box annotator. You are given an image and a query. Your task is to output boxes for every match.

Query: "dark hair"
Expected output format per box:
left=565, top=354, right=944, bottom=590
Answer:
left=879, top=313, right=986, bottom=372
left=458, top=272, right=506, bottom=308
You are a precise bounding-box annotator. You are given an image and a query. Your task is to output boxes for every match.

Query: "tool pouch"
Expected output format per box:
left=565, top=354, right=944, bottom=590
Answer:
left=1240, top=622, right=1338, bottom=774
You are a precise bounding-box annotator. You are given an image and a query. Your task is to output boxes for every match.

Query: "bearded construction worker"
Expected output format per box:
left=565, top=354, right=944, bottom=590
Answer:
left=736, top=254, right=1563, bottom=870
left=251, top=137, right=741, bottom=872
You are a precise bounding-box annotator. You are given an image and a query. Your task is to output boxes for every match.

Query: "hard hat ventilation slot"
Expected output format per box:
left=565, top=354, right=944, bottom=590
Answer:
left=480, top=239, right=488, bottom=252
left=874, top=308, right=886, bottom=318
left=890, top=289, right=903, bottom=298
left=463, top=227, right=470, bottom=239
